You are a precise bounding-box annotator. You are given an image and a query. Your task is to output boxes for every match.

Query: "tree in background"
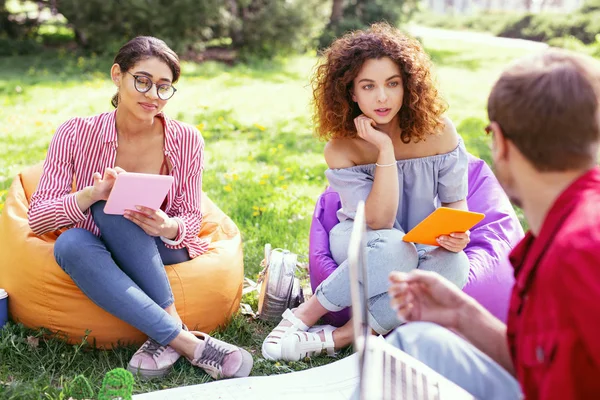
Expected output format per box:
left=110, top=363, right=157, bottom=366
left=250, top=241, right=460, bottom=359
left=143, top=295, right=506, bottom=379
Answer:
left=220, top=0, right=328, bottom=60
left=580, top=0, right=600, bottom=12
left=0, top=0, right=48, bottom=55
left=1, top=0, right=422, bottom=59
left=51, top=0, right=223, bottom=54
left=3, top=0, right=328, bottom=60
left=318, top=0, right=419, bottom=49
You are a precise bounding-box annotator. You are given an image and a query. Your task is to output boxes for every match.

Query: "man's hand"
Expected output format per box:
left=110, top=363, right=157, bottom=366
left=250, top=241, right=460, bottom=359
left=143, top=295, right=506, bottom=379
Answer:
left=390, top=270, right=515, bottom=376
left=389, top=270, right=471, bottom=330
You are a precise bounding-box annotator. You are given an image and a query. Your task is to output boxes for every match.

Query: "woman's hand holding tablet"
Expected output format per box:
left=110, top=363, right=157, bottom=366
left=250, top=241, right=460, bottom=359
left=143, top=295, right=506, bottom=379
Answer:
left=104, top=172, right=174, bottom=215
left=124, top=204, right=179, bottom=239
left=104, top=171, right=177, bottom=238
left=402, top=207, right=485, bottom=249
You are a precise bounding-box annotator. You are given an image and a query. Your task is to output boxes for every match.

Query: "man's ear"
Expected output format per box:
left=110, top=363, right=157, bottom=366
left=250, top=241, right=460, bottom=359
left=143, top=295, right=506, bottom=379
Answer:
left=490, top=121, right=509, bottom=164
left=110, top=64, right=122, bottom=86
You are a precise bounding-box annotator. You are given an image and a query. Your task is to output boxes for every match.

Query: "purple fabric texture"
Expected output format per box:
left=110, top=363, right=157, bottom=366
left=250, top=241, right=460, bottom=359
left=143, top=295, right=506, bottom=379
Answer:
left=308, top=154, right=523, bottom=325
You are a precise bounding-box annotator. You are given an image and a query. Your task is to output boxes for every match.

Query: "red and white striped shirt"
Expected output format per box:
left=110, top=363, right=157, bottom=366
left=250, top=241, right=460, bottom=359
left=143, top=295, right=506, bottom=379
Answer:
left=28, top=110, right=209, bottom=258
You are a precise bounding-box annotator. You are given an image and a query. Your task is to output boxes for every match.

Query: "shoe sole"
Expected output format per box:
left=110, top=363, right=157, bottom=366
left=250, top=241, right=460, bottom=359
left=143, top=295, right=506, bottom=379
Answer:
left=126, top=364, right=172, bottom=380
left=232, top=348, right=254, bottom=378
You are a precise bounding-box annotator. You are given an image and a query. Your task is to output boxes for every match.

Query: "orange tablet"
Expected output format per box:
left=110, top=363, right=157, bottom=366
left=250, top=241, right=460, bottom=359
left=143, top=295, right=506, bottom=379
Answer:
left=402, top=207, right=485, bottom=246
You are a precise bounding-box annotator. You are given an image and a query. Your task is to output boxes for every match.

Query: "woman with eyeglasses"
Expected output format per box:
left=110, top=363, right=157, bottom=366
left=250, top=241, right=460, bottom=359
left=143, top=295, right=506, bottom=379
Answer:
left=28, top=36, right=253, bottom=381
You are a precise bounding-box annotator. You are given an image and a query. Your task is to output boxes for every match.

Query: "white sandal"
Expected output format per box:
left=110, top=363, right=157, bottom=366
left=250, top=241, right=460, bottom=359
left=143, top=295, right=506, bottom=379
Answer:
left=280, top=324, right=336, bottom=362
left=262, top=309, right=309, bottom=360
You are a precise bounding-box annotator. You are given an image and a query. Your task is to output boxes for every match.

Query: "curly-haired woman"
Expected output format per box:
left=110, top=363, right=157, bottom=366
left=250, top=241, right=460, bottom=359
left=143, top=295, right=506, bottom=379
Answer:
left=262, top=23, right=471, bottom=362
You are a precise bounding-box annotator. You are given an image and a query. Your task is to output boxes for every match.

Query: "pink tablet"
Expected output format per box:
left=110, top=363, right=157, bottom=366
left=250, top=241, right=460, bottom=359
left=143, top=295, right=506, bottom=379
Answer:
left=103, top=172, right=174, bottom=215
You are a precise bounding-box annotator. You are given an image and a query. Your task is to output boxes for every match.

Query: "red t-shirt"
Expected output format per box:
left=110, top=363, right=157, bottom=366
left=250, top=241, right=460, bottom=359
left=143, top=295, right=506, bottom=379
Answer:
left=508, top=167, right=600, bottom=399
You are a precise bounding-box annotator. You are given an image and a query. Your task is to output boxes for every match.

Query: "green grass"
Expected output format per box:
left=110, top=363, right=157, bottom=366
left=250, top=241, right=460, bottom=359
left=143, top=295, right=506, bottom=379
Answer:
left=0, top=36, right=530, bottom=398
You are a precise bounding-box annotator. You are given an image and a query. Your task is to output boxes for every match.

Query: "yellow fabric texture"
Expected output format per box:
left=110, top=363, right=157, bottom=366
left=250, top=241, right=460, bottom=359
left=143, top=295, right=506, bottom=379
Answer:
left=0, top=164, right=244, bottom=348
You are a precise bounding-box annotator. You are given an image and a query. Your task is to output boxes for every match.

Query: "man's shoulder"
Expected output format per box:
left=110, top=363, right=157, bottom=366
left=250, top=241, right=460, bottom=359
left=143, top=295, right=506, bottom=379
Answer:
left=547, top=192, right=600, bottom=271
left=560, top=189, right=600, bottom=246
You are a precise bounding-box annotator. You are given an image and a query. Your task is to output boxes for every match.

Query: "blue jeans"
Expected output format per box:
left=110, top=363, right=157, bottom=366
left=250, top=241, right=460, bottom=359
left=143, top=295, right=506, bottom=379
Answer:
left=388, top=322, right=522, bottom=400
left=53, top=201, right=190, bottom=346
left=315, top=220, right=470, bottom=334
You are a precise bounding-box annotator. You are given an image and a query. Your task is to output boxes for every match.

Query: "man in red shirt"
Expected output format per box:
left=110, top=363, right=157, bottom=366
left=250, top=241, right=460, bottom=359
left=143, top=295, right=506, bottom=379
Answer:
left=387, top=49, right=600, bottom=399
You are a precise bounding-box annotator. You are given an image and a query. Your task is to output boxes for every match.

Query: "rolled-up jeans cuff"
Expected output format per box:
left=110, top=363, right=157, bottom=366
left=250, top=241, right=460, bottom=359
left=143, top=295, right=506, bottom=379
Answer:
left=158, top=324, right=182, bottom=347
left=315, top=286, right=345, bottom=312
left=368, top=313, right=390, bottom=335
left=158, top=296, right=175, bottom=309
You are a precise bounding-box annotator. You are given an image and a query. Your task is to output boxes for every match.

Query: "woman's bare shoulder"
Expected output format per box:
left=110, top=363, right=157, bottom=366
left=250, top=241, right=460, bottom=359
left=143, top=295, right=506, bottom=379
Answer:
left=428, top=116, right=461, bottom=154
left=324, top=138, right=362, bottom=169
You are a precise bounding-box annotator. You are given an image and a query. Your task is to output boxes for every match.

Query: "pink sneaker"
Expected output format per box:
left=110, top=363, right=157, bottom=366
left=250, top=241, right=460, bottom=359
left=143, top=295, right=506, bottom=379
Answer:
left=127, top=337, right=181, bottom=379
left=188, top=331, right=253, bottom=380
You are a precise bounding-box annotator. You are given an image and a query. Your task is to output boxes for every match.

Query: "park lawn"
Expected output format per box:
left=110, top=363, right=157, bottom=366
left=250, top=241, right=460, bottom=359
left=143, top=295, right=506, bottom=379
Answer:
left=0, top=36, right=530, bottom=398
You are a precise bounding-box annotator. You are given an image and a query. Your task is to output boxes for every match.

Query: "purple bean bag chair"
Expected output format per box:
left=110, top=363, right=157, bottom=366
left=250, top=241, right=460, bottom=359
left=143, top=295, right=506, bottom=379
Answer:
left=309, top=154, right=523, bottom=325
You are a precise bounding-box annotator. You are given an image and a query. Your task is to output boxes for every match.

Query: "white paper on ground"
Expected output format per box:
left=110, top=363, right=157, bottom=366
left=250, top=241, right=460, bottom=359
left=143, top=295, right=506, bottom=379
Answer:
left=132, top=353, right=358, bottom=400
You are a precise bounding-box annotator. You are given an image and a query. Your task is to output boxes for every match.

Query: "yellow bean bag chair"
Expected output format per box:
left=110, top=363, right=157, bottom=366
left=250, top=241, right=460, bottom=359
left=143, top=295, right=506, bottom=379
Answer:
left=0, top=163, right=244, bottom=348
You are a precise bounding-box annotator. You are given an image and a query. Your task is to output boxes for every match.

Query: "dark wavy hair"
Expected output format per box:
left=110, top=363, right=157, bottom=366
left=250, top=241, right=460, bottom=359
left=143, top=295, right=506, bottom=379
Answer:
left=312, top=23, right=447, bottom=143
left=111, top=36, right=180, bottom=108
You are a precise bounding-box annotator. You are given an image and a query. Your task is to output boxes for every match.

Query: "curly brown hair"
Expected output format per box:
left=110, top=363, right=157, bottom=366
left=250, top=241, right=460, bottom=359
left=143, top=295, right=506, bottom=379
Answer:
left=312, top=23, right=447, bottom=143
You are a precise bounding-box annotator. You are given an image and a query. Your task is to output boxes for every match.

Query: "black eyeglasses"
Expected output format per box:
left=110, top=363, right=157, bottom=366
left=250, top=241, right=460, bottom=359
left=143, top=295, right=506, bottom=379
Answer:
left=126, top=71, right=177, bottom=100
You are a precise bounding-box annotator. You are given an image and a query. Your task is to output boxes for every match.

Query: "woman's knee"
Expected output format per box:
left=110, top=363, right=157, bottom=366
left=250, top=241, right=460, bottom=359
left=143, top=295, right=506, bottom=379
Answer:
left=419, top=249, right=470, bottom=288
left=90, top=200, right=130, bottom=233
left=54, top=228, right=93, bottom=270
left=450, top=251, right=471, bottom=288
left=367, top=229, right=418, bottom=272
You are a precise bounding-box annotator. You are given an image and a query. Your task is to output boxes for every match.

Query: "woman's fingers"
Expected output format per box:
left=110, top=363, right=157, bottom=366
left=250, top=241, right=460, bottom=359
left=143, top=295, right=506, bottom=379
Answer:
left=354, top=115, right=373, bottom=140
left=133, top=205, right=157, bottom=218
left=102, top=168, right=117, bottom=180
left=450, top=231, right=470, bottom=241
left=124, top=211, right=159, bottom=236
left=437, top=235, right=468, bottom=252
left=355, top=117, right=367, bottom=139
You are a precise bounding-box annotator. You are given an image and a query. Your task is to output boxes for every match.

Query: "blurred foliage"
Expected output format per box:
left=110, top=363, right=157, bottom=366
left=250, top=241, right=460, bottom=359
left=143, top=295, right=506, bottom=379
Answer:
left=411, top=10, right=522, bottom=35
left=414, top=0, right=600, bottom=49
left=222, top=0, right=329, bottom=61
left=2, top=0, right=330, bottom=60
left=318, top=0, right=419, bottom=49
left=499, top=10, right=600, bottom=45
left=1, top=0, right=420, bottom=59
left=0, top=0, right=43, bottom=56
left=547, top=34, right=600, bottom=58
left=580, top=0, right=600, bottom=13
left=54, top=0, right=222, bottom=54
